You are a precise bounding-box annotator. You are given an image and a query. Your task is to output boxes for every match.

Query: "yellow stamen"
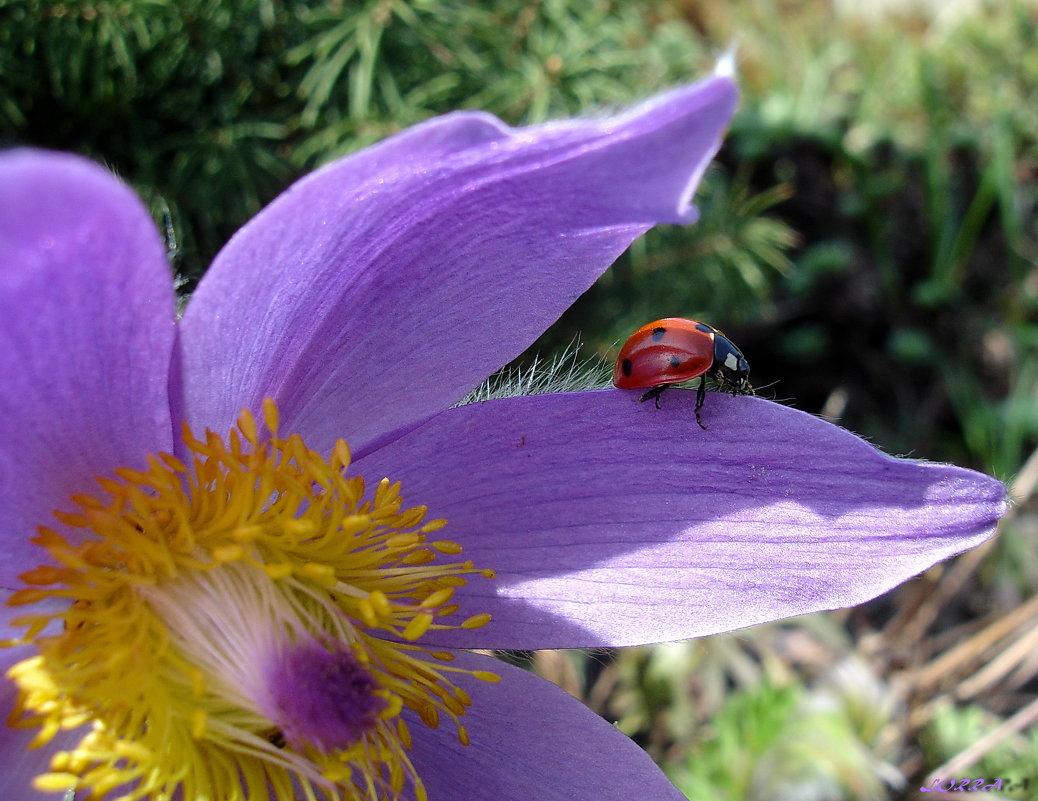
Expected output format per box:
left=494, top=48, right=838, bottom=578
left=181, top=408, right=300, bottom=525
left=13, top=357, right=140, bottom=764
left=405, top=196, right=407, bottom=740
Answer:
left=4, top=402, right=496, bottom=801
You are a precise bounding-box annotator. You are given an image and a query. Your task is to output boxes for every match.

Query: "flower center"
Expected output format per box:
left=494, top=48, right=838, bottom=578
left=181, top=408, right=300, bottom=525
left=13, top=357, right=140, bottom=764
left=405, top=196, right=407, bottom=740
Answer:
left=3, top=400, right=497, bottom=801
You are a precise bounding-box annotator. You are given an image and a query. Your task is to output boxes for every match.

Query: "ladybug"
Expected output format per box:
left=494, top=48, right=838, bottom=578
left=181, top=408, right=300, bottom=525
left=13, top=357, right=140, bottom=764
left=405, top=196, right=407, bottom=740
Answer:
left=613, top=318, right=751, bottom=429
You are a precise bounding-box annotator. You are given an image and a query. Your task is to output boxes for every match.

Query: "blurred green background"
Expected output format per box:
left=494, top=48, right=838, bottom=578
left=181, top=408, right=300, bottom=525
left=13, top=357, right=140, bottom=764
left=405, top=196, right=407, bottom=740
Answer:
left=3, top=0, right=1036, bottom=798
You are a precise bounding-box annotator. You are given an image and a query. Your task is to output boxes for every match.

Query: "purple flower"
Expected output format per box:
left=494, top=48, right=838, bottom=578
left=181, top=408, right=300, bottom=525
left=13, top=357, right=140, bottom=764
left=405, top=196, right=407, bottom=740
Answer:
left=0, top=72, right=1005, bottom=801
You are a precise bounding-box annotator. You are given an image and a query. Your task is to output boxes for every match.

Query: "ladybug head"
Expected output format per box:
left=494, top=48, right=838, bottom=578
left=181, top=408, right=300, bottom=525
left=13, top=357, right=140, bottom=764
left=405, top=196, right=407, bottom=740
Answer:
left=710, top=334, right=752, bottom=396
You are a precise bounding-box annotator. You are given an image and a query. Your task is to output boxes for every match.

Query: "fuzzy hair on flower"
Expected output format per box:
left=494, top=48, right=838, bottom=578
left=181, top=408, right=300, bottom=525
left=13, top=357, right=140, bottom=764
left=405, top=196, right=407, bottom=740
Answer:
left=0, top=70, right=1006, bottom=801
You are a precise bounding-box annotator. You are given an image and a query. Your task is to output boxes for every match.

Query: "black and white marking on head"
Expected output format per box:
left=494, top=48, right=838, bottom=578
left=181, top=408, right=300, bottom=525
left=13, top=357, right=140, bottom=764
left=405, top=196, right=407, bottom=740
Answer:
left=710, top=332, right=751, bottom=393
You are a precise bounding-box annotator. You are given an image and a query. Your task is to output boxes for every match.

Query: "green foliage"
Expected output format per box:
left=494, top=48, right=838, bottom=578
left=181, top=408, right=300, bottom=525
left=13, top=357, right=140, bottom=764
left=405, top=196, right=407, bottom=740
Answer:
left=287, top=0, right=715, bottom=149
left=658, top=0, right=1038, bottom=476
left=0, top=0, right=717, bottom=282
left=546, top=169, right=797, bottom=360
left=668, top=663, right=899, bottom=801
left=920, top=700, right=1038, bottom=800
left=0, top=0, right=304, bottom=278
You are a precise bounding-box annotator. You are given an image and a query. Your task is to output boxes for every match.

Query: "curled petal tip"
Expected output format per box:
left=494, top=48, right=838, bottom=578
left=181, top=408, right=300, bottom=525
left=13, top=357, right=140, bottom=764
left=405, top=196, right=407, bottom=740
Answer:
left=714, top=44, right=738, bottom=78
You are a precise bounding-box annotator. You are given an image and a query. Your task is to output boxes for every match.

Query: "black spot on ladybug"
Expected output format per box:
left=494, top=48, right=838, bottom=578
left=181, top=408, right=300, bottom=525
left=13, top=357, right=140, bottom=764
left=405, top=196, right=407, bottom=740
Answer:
left=651, top=326, right=666, bottom=340
left=694, top=322, right=713, bottom=334
left=669, top=355, right=681, bottom=368
left=621, top=357, right=633, bottom=377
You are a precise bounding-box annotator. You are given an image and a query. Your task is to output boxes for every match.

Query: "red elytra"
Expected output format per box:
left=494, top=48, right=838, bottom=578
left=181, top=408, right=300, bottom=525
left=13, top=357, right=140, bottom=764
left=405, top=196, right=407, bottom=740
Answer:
left=612, top=317, right=751, bottom=429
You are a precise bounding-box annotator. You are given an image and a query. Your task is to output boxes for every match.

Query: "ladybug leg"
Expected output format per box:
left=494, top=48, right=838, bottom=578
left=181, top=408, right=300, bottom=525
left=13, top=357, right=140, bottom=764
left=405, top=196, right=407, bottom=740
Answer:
left=639, top=385, right=667, bottom=409
left=694, top=377, right=708, bottom=430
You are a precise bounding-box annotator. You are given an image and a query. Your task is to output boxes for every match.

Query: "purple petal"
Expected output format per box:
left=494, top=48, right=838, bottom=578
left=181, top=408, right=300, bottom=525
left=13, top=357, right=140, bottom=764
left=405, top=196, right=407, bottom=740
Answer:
left=1, top=593, right=36, bottom=678
left=0, top=151, right=175, bottom=586
left=0, top=697, right=76, bottom=801
left=177, top=76, right=737, bottom=454
left=353, top=390, right=1006, bottom=649
left=407, top=651, right=686, bottom=801
left=0, top=597, right=82, bottom=800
